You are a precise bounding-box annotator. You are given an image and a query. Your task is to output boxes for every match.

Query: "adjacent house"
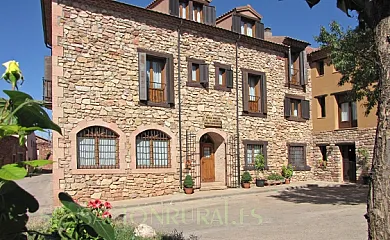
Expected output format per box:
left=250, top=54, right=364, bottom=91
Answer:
left=308, top=48, right=376, bottom=183
left=0, top=133, right=37, bottom=167
left=41, top=0, right=314, bottom=203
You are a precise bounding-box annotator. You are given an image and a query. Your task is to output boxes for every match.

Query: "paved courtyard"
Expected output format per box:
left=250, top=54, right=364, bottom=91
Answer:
left=111, top=185, right=368, bottom=240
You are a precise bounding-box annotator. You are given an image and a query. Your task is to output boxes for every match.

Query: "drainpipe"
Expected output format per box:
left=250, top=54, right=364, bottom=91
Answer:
left=178, top=20, right=183, bottom=189
left=235, top=35, right=241, bottom=187
left=288, top=46, right=292, bottom=87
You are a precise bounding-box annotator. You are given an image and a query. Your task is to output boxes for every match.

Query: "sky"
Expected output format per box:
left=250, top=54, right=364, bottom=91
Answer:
left=0, top=0, right=358, bottom=137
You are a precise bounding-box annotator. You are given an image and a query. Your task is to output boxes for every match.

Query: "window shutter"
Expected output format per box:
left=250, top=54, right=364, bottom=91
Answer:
left=189, top=1, right=193, bottom=20
left=169, top=0, right=179, bottom=16
left=263, top=142, right=268, bottom=167
left=299, top=50, right=308, bottom=86
left=232, top=14, right=241, bottom=33
left=244, top=143, right=248, bottom=170
left=284, top=97, right=291, bottom=117
left=44, top=56, right=52, bottom=81
left=301, top=99, right=310, bottom=120
left=138, top=52, right=148, bottom=101
left=255, top=21, right=264, bottom=39
left=203, top=5, right=216, bottom=26
left=260, top=73, right=267, bottom=114
left=200, top=64, right=209, bottom=86
left=242, top=72, right=249, bottom=112
left=287, top=48, right=292, bottom=84
left=226, top=69, right=233, bottom=88
left=166, top=57, right=175, bottom=104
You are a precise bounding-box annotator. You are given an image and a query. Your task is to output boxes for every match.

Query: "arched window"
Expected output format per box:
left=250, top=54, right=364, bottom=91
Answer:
left=77, top=126, right=119, bottom=169
left=136, top=130, right=171, bottom=169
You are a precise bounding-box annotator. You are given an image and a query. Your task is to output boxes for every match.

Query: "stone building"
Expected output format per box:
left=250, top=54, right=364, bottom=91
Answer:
left=308, top=48, right=377, bottom=183
left=0, top=133, right=37, bottom=167
left=41, top=0, right=314, bottom=203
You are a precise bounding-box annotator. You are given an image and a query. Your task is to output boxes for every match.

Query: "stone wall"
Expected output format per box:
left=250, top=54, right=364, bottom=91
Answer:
left=313, top=127, right=376, bottom=182
left=52, top=0, right=314, bottom=202
left=36, top=137, right=53, bottom=171
left=0, top=136, right=27, bottom=167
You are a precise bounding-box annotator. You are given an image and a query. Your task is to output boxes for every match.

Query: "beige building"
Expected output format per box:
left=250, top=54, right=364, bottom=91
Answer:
left=41, top=0, right=315, bottom=203
left=309, top=48, right=376, bottom=183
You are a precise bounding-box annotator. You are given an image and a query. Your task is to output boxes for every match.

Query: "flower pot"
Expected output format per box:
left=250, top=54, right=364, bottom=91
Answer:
left=256, top=179, right=265, bottom=187
left=184, top=187, right=194, bottom=194
left=285, top=178, right=290, bottom=184
left=242, top=182, right=251, bottom=188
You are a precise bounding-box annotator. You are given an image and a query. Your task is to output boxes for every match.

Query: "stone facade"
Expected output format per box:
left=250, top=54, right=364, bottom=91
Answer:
left=47, top=0, right=314, bottom=203
left=0, top=136, right=27, bottom=167
left=36, top=136, right=53, bottom=171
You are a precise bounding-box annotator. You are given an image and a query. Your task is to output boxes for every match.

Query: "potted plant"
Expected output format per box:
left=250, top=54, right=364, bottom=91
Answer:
left=183, top=175, right=194, bottom=194
left=254, top=153, right=266, bottom=187
left=281, top=164, right=294, bottom=184
left=241, top=171, right=252, bottom=189
left=267, top=173, right=285, bottom=185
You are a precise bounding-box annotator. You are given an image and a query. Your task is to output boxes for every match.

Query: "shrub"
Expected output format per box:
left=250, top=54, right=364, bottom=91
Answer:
left=281, top=164, right=294, bottom=179
left=183, top=175, right=194, bottom=188
left=241, top=171, right=252, bottom=183
left=254, top=154, right=266, bottom=179
left=267, top=173, right=285, bottom=181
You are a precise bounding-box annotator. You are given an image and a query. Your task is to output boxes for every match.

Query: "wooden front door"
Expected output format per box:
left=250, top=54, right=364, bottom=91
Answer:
left=201, top=143, right=215, bottom=182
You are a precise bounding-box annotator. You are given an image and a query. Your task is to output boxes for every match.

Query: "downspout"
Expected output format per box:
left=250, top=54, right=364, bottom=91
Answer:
left=178, top=19, right=183, bottom=189
left=288, top=46, right=292, bottom=87
left=235, top=34, right=241, bottom=187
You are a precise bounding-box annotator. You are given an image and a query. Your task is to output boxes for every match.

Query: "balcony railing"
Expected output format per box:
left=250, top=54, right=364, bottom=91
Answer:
left=43, top=77, right=52, bottom=110
left=149, top=82, right=165, bottom=103
left=248, top=95, right=260, bottom=112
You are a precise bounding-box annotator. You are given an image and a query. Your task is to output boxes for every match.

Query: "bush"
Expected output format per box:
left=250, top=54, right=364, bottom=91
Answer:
left=241, top=171, right=252, bottom=183
left=281, top=164, right=294, bottom=179
left=267, top=173, right=285, bottom=181
left=254, top=154, right=266, bottom=179
left=183, top=175, right=194, bottom=188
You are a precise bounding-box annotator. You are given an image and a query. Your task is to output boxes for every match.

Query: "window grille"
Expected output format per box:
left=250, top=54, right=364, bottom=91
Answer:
left=136, top=130, right=171, bottom=168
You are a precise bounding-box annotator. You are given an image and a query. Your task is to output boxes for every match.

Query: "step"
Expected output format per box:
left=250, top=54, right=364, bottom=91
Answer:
left=200, top=182, right=228, bottom=191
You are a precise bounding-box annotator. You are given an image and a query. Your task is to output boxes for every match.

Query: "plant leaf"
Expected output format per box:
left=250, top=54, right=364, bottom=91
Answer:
left=306, top=0, right=321, bottom=8
left=3, top=90, right=62, bottom=134
left=23, top=160, right=53, bottom=168
left=0, top=164, right=27, bottom=180
left=59, top=192, right=115, bottom=240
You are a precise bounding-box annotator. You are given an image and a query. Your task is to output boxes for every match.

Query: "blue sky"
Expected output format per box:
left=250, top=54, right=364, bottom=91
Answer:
left=0, top=0, right=358, bottom=127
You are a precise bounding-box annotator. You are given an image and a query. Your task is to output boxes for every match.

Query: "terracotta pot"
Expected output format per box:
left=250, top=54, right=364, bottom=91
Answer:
left=184, top=187, right=193, bottom=194
left=285, top=179, right=290, bottom=184
left=242, top=182, right=251, bottom=189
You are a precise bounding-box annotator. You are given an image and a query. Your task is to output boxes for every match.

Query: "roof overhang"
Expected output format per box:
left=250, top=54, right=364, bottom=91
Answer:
left=216, top=5, right=263, bottom=24
left=308, top=48, right=330, bottom=62
left=41, top=0, right=52, bottom=48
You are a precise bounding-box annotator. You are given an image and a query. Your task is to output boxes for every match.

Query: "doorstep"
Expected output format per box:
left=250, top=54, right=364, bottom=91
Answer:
left=111, top=181, right=340, bottom=210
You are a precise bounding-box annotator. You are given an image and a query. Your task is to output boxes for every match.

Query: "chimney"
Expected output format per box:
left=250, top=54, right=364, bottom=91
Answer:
left=264, top=27, right=272, bottom=38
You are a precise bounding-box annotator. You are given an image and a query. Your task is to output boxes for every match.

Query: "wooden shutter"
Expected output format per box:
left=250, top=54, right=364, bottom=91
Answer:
left=226, top=69, right=233, bottom=88
left=232, top=14, right=241, bottom=33
left=44, top=56, right=52, bottom=81
left=299, top=50, right=308, bottom=86
left=260, top=73, right=267, bottom=114
left=255, top=21, right=264, bottom=39
left=166, top=57, right=175, bottom=104
left=287, top=48, right=292, bottom=84
left=188, top=1, right=193, bottom=20
left=263, top=142, right=268, bottom=167
left=203, top=5, right=216, bottom=26
left=301, top=99, right=310, bottom=120
left=169, top=0, right=179, bottom=16
left=284, top=97, right=291, bottom=117
left=200, top=64, right=209, bottom=85
left=138, top=52, right=148, bottom=101
left=242, top=72, right=249, bottom=112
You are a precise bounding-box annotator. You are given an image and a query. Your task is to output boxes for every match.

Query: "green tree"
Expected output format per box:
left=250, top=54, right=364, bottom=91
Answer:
left=314, top=21, right=379, bottom=115
left=307, top=1, right=390, bottom=239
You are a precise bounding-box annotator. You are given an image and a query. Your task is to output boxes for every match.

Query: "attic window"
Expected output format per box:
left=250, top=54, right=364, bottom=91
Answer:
left=240, top=18, right=255, bottom=37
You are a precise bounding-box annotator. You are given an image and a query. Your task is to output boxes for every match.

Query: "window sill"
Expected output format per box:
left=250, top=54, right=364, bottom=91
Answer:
left=186, top=82, right=207, bottom=89
left=335, top=127, right=358, bottom=131
left=214, top=85, right=232, bottom=92
left=285, top=83, right=305, bottom=91
left=242, top=112, right=267, bottom=118
left=293, top=166, right=311, bottom=171
left=71, top=169, right=126, bottom=175
left=139, top=101, right=173, bottom=109
left=131, top=168, right=176, bottom=174
left=286, top=116, right=307, bottom=122
left=317, top=117, right=326, bottom=119
left=244, top=166, right=270, bottom=171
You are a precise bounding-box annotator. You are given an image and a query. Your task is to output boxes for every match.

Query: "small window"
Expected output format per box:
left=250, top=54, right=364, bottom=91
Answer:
left=287, top=50, right=307, bottom=88
left=284, top=96, right=310, bottom=121
left=193, top=3, right=203, bottom=23
left=18, top=153, right=24, bottom=162
left=179, top=1, right=189, bottom=20
left=244, top=141, right=267, bottom=170
left=241, top=18, right=255, bottom=37
left=319, top=145, right=327, bottom=161
left=77, top=126, right=119, bottom=169
left=214, top=63, right=233, bottom=91
left=317, top=60, right=325, bottom=76
left=136, top=130, right=171, bottom=169
left=337, top=93, right=358, bottom=129
left=288, top=144, right=308, bottom=171
left=191, top=63, right=200, bottom=82
left=291, top=99, right=301, bottom=117
left=243, top=70, right=267, bottom=116
left=218, top=69, right=225, bottom=86
left=12, top=154, right=16, bottom=163
left=317, top=96, right=326, bottom=118
left=187, top=59, right=209, bottom=87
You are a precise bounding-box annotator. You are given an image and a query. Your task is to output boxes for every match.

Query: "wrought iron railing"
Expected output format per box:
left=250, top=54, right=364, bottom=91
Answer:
left=248, top=95, right=260, bottom=112
left=148, top=82, right=165, bottom=103
left=43, top=77, right=52, bottom=109
left=290, top=68, right=300, bottom=85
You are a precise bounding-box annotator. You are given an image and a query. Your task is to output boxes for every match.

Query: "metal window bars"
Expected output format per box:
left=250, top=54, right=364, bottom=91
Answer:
left=136, top=130, right=171, bottom=169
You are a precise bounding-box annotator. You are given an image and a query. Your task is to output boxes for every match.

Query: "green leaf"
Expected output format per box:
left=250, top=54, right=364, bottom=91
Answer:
left=3, top=90, right=62, bottom=134
left=23, top=160, right=53, bottom=168
left=0, top=164, right=27, bottom=180
left=306, top=0, right=321, bottom=8
left=59, top=192, right=115, bottom=240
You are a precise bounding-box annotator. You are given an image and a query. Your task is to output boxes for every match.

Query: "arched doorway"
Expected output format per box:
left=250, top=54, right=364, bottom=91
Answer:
left=200, top=134, right=215, bottom=182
